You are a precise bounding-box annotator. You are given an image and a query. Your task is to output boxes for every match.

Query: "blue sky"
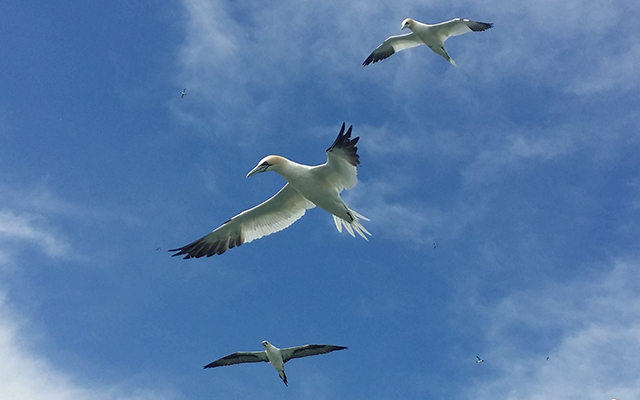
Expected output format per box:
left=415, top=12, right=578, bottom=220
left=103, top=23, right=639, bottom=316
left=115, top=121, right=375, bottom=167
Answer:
left=1, top=0, right=639, bottom=398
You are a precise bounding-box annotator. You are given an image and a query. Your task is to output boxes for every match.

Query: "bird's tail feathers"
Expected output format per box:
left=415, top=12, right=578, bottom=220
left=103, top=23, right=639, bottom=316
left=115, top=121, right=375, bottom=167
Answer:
left=333, top=210, right=371, bottom=241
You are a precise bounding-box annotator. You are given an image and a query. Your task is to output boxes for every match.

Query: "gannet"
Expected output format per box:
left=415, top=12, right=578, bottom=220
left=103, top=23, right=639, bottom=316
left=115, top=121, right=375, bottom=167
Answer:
left=363, top=18, right=493, bottom=66
left=476, top=356, right=484, bottom=363
left=169, top=123, right=370, bottom=258
left=181, top=88, right=187, bottom=98
left=204, top=340, right=348, bottom=386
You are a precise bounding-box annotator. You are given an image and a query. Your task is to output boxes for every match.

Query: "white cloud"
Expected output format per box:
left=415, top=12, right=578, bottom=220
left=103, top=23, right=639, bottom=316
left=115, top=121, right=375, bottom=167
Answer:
left=174, top=0, right=640, bottom=115
left=0, top=290, right=180, bottom=400
left=351, top=178, right=485, bottom=247
left=466, top=259, right=640, bottom=400
left=0, top=210, right=70, bottom=259
left=567, top=42, right=640, bottom=95
left=458, top=115, right=638, bottom=187
left=0, top=180, right=143, bottom=263
left=0, top=181, right=140, bottom=227
left=461, top=127, right=576, bottom=185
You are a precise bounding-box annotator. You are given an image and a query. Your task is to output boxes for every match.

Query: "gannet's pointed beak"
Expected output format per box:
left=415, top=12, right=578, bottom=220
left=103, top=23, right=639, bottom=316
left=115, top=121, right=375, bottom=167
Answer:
left=247, top=161, right=270, bottom=178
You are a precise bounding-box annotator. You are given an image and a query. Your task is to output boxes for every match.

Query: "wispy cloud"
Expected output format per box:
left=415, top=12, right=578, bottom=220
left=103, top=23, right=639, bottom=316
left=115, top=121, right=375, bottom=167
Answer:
left=465, top=259, right=640, bottom=400
left=0, top=180, right=140, bottom=227
left=0, top=210, right=70, bottom=260
left=567, top=42, right=640, bottom=95
left=172, top=0, right=502, bottom=137
left=0, top=290, right=181, bottom=400
left=350, top=178, right=486, bottom=248
left=459, top=111, right=640, bottom=187
left=0, top=179, right=143, bottom=264
left=461, top=125, right=577, bottom=186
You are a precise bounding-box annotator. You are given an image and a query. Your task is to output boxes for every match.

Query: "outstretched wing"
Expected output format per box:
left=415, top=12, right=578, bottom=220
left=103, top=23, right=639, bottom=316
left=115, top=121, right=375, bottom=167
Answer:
left=170, top=184, right=315, bottom=258
left=363, top=32, right=422, bottom=66
left=280, top=344, right=348, bottom=364
left=203, top=351, right=268, bottom=368
left=430, top=18, right=493, bottom=41
left=323, top=123, right=360, bottom=191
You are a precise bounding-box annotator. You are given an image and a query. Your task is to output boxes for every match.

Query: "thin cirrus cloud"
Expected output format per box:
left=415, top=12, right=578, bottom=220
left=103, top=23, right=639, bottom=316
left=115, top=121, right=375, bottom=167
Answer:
left=0, top=195, right=178, bottom=399
left=174, top=0, right=502, bottom=135
left=0, top=210, right=69, bottom=260
left=0, top=290, right=180, bottom=400
left=465, top=259, right=640, bottom=399
left=345, top=177, right=486, bottom=248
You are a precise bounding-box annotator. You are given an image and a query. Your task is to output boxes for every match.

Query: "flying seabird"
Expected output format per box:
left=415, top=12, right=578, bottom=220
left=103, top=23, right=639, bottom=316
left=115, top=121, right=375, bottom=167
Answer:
left=169, top=123, right=370, bottom=258
left=181, top=88, right=187, bottom=98
left=204, top=340, right=348, bottom=386
left=363, top=18, right=493, bottom=66
left=476, top=356, right=484, bottom=363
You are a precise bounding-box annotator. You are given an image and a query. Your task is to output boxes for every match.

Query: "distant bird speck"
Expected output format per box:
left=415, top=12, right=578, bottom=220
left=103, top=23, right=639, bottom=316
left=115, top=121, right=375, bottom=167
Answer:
left=546, top=356, right=549, bottom=360
left=476, top=356, right=484, bottom=363
left=433, top=242, right=438, bottom=249
left=180, top=88, right=187, bottom=98
left=156, top=247, right=161, bottom=251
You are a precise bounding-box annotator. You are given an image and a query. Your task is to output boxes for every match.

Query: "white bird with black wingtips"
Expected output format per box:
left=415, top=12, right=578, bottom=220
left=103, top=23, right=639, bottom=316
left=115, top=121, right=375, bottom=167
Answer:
left=363, top=17, right=493, bottom=66
left=169, top=123, right=370, bottom=258
left=204, top=340, right=348, bottom=386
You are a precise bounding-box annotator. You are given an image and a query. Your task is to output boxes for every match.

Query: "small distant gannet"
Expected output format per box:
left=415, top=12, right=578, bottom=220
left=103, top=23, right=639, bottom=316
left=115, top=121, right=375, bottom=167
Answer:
left=476, top=356, right=484, bottom=363
left=181, top=88, right=187, bottom=98
left=169, top=123, right=370, bottom=258
left=363, top=18, right=493, bottom=66
left=204, top=340, right=348, bottom=386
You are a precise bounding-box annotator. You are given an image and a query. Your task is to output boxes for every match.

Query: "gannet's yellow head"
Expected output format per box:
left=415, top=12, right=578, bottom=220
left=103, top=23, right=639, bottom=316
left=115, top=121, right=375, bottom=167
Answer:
left=401, top=18, right=414, bottom=30
left=246, top=155, right=286, bottom=177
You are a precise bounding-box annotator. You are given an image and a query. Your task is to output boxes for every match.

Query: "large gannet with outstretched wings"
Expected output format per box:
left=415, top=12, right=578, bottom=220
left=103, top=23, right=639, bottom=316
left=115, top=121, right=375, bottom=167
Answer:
left=363, top=17, right=493, bottom=66
left=169, top=123, right=370, bottom=258
left=204, top=340, right=348, bottom=386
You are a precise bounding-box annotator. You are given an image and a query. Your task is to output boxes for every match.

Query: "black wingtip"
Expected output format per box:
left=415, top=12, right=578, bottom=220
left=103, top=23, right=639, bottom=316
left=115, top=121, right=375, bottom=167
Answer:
left=168, top=246, right=194, bottom=259
left=168, top=247, right=189, bottom=258
left=470, top=21, right=494, bottom=32
left=326, top=122, right=360, bottom=166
